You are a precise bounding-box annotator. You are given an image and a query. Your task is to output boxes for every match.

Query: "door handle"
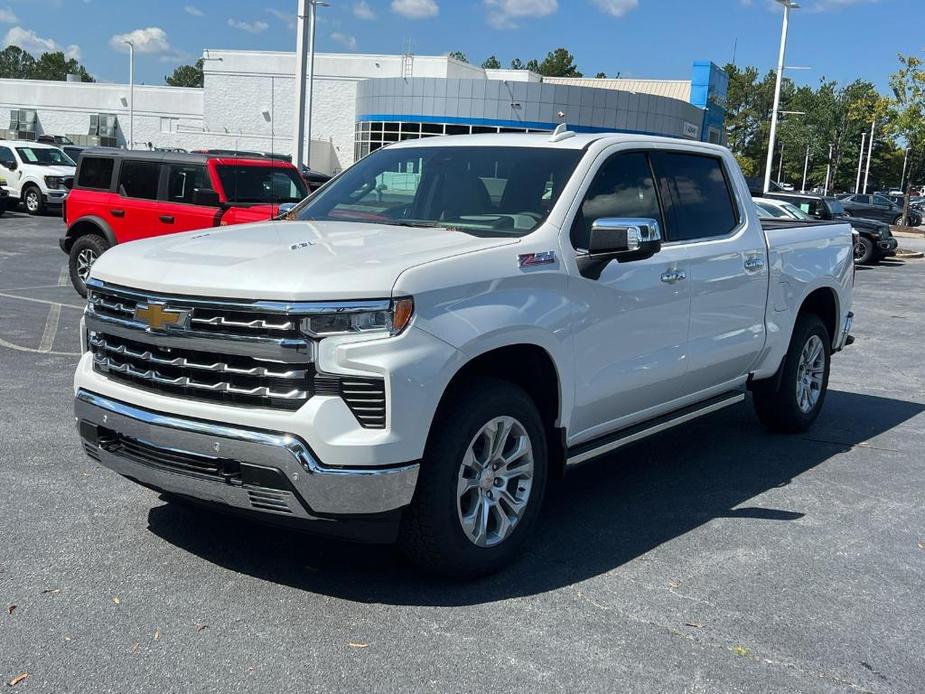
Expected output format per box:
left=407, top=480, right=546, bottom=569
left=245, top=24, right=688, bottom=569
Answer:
left=660, top=269, right=687, bottom=284
left=110, top=209, right=125, bottom=218
left=744, top=256, right=765, bottom=272
left=160, top=215, right=175, bottom=224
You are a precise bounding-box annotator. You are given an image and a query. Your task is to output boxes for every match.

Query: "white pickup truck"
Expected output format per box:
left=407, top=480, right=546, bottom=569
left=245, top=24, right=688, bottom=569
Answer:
left=74, top=131, right=854, bottom=576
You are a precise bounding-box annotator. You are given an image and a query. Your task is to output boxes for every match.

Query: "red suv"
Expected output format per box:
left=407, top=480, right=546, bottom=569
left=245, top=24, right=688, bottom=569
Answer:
left=60, top=150, right=308, bottom=295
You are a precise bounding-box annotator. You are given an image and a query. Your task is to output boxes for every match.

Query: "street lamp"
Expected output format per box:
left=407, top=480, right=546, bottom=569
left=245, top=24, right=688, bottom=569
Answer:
left=122, top=40, right=135, bottom=150
left=763, top=0, right=799, bottom=194
left=293, top=0, right=329, bottom=171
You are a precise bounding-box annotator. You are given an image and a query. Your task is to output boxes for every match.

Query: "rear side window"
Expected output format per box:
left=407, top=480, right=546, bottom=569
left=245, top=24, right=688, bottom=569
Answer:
left=77, top=157, right=114, bottom=190
left=166, top=164, right=209, bottom=204
left=653, top=153, right=738, bottom=241
left=571, top=152, right=663, bottom=250
left=118, top=160, right=160, bottom=199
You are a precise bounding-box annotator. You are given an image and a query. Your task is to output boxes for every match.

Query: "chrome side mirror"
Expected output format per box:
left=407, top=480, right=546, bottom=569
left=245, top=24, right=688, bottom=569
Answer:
left=578, top=217, right=663, bottom=279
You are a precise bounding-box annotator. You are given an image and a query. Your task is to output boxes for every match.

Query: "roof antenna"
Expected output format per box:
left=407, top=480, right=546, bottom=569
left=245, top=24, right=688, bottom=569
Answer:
left=549, top=123, right=575, bottom=143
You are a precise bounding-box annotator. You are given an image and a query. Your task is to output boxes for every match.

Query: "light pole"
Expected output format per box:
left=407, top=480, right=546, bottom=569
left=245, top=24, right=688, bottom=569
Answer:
left=293, top=0, right=328, bottom=171
left=855, top=131, right=866, bottom=194
left=899, top=147, right=909, bottom=192
left=801, top=144, right=810, bottom=193
left=763, top=0, right=799, bottom=194
left=122, top=40, right=135, bottom=149
left=862, top=117, right=875, bottom=194
left=823, top=143, right=833, bottom=196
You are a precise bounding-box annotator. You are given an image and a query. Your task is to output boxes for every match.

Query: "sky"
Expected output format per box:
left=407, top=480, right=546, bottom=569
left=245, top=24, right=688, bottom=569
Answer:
left=0, top=0, right=921, bottom=93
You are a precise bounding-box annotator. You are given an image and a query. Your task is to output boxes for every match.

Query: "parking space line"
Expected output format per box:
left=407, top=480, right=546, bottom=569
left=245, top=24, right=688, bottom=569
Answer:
left=58, top=263, right=69, bottom=287
left=38, top=303, right=62, bottom=353
left=0, top=335, right=79, bottom=357
left=0, top=291, right=85, bottom=311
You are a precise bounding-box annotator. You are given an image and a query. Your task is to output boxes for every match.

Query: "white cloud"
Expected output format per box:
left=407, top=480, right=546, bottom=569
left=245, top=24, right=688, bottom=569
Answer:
left=330, top=32, right=358, bottom=50
left=184, top=5, right=204, bottom=16
left=110, top=27, right=172, bottom=54
left=3, top=25, right=79, bottom=59
left=591, top=0, right=639, bottom=17
left=228, top=18, right=269, bottom=33
left=391, top=0, right=438, bottom=19
left=266, top=8, right=296, bottom=29
left=353, top=1, right=376, bottom=20
left=484, top=0, right=557, bottom=28
left=0, top=7, right=17, bottom=23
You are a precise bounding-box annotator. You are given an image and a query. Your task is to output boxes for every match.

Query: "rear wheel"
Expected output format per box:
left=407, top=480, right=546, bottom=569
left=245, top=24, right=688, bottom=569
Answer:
left=399, top=379, right=548, bottom=577
left=68, top=234, right=109, bottom=297
left=892, top=215, right=904, bottom=226
left=752, top=314, right=831, bottom=433
left=23, top=186, right=44, bottom=215
left=854, top=236, right=876, bottom=265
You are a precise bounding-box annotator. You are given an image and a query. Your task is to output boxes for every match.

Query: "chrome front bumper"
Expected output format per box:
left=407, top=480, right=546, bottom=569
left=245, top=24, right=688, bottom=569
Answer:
left=75, top=390, right=419, bottom=519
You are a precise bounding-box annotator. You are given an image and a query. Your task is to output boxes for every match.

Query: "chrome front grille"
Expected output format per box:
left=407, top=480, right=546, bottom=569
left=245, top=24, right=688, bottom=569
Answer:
left=85, top=280, right=389, bottom=424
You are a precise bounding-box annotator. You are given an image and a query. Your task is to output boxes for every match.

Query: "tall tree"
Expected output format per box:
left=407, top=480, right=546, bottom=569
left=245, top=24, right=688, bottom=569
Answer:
left=30, top=51, right=94, bottom=82
left=0, top=46, right=36, bottom=79
left=165, top=59, right=205, bottom=88
left=481, top=56, right=501, bottom=70
left=510, top=58, right=525, bottom=70
left=533, top=48, right=582, bottom=78
left=889, top=53, right=925, bottom=217
left=448, top=51, right=468, bottom=64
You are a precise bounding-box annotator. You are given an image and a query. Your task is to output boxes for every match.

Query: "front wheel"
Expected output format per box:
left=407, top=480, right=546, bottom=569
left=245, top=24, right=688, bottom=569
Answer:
left=68, top=234, right=110, bottom=297
left=23, top=186, right=44, bottom=215
left=854, top=236, right=876, bottom=265
left=399, top=379, right=548, bottom=577
left=752, top=314, right=831, bottom=433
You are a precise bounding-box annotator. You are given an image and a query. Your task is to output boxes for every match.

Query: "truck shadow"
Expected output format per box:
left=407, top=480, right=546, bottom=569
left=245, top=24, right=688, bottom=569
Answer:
left=146, top=389, right=923, bottom=605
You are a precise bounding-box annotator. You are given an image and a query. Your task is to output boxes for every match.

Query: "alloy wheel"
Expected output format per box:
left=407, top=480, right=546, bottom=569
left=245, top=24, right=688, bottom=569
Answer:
left=795, top=334, right=825, bottom=414
left=76, top=248, right=97, bottom=281
left=456, top=416, right=534, bottom=548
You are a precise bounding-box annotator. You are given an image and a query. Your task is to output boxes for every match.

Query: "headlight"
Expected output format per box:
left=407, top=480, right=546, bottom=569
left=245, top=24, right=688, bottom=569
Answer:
left=45, top=176, right=63, bottom=189
left=300, top=297, right=414, bottom=337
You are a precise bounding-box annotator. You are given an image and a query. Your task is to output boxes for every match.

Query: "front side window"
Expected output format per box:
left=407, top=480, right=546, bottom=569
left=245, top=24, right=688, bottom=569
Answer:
left=873, top=195, right=893, bottom=207
left=571, top=152, right=663, bottom=250
left=298, top=145, right=582, bottom=237
left=827, top=199, right=846, bottom=215
left=166, top=164, right=209, bottom=204
left=216, top=165, right=307, bottom=204
left=118, top=160, right=161, bottom=200
left=0, top=146, right=14, bottom=166
left=652, top=153, right=738, bottom=241
left=77, top=157, right=115, bottom=190
left=15, top=147, right=75, bottom=167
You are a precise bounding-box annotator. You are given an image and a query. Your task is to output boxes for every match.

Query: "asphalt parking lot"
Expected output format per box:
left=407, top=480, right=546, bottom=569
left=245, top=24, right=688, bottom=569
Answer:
left=1, top=211, right=924, bottom=693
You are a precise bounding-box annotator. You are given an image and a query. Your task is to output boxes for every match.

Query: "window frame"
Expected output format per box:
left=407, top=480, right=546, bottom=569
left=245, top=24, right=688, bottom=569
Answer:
left=162, top=162, right=210, bottom=206
left=567, top=149, right=669, bottom=252
left=651, top=150, right=744, bottom=245
left=75, top=156, right=116, bottom=192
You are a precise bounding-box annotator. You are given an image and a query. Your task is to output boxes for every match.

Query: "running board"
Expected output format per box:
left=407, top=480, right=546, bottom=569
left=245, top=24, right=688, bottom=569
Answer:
left=565, top=390, right=746, bottom=467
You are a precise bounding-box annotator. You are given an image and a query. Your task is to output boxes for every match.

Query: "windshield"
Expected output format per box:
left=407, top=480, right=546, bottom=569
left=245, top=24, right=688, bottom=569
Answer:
left=780, top=202, right=813, bottom=220
left=827, top=199, right=847, bottom=215
left=216, top=165, right=308, bottom=205
left=296, top=145, right=583, bottom=237
left=16, top=147, right=75, bottom=167
left=757, top=201, right=788, bottom=218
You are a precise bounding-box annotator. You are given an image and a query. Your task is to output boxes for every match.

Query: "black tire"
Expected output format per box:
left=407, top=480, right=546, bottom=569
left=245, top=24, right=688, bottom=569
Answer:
left=892, top=215, right=904, bottom=227
left=22, top=185, right=45, bottom=215
left=752, top=313, right=831, bottom=434
left=68, top=234, right=109, bottom=297
left=399, top=378, right=548, bottom=577
left=854, top=236, right=876, bottom=265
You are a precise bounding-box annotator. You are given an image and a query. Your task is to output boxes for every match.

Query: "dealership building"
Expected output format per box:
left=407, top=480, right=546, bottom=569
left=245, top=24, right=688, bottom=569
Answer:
left=0, top=50, right=728, bottom=175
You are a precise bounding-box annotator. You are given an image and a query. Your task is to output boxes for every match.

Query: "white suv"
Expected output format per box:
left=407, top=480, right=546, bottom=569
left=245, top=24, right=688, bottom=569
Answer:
left=0, top=140, right=76, bottom=215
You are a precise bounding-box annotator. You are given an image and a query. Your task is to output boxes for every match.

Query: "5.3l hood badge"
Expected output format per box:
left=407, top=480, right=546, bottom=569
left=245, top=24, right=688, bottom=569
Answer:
left=134, top=302, right=191, bottom=332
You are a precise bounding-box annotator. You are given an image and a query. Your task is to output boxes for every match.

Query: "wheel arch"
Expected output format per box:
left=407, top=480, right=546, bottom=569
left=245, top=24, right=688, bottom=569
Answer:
left=63, top=216, right=116, bottom=253
left=798, top=286, right=839, bottom=346
left=429, top=343, right=566, bottom=477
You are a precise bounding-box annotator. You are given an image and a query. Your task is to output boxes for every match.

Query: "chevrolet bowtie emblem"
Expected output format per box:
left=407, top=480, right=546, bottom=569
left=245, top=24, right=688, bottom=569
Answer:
left=134, top=302, right=190, bottom=332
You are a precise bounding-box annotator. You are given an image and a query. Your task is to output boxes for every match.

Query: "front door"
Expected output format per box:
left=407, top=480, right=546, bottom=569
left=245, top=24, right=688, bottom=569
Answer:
left=568, top=150, right=691, bottom=443
left=162, top=163, right=221, bottom=233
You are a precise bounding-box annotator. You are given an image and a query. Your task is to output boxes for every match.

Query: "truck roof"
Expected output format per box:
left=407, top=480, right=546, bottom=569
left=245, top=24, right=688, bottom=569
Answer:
left=75, top=148, right=295, bottom=168
left=386, top=131, right=729, bottom=153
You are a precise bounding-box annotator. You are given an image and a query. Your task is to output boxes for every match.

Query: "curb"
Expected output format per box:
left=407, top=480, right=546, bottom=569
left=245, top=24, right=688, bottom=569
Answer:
left=895, top=250, right=924, bottom=260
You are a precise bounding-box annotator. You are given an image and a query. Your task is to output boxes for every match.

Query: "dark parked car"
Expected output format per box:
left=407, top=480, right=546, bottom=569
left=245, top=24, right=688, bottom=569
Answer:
left=838, top=193, right=922, bottom=227
left=767, top=192, right=898, bottom=264
left=37, top=134, right=75, bottom=146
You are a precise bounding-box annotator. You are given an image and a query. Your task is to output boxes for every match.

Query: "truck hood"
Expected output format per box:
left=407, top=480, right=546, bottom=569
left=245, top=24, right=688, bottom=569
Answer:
left=90, top=220, right=518, bottom=300
left=39, top=165, right=76, bottom=177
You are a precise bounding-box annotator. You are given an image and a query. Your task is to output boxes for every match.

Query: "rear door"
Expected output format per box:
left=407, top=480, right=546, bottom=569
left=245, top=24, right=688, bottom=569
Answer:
left=113, top=160, right=164, bottom=242
left=0, top=145, right=21, bottom=197
left=652, top=150, right=768, bottom=394
left=161, top=162, right=220, bottom=233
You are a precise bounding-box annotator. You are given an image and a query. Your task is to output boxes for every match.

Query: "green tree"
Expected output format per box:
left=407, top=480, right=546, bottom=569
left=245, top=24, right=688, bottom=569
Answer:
left=30, top=51, right=94, bottom=82
left=165, top=59, right=205, bottom=88
left=448, top=51, right=468, bottom=64
left=531, top=48, right=582, bottom=77
left=889, top=53, right=925, bottom=216
left=481, top=56, right=501, bottom=70
left=510, top=58, right=525, bottom=70
left=595, top=72, right=607, bottom=79
left=0, top=45, right=36, bottom=79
